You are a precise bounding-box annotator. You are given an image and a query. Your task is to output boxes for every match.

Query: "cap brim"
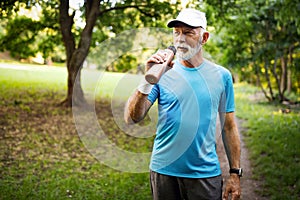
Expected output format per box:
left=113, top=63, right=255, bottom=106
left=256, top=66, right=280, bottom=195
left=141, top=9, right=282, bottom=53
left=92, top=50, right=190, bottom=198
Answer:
left=167, top=20, right=201, bottom=28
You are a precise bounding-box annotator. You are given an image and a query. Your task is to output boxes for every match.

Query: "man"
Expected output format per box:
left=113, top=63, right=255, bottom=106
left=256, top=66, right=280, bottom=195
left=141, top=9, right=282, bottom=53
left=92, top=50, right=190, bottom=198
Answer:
left=124, top=8, right=242, bottom=200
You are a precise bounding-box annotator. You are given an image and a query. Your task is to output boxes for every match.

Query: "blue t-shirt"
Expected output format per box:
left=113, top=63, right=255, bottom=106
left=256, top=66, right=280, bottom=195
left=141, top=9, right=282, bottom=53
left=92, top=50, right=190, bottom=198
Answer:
left=147, top=59, right=235, bottom=178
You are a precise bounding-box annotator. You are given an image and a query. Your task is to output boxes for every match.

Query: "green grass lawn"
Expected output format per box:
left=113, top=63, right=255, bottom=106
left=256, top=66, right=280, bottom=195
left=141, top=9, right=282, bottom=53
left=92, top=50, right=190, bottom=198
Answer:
left=234, top=83, right=300, bottom=199
left=0, top=64, right=299, bottom=199
left=0, top=64, right=152, bottom=200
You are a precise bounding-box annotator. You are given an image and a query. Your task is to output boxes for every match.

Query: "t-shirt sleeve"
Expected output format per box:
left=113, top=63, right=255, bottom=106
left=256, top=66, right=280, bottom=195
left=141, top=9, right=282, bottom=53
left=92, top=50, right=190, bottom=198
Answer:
left=224, top=73, right=235, bottom=112
left=219, top=71, right=235, bottom=113
left=147, top=84, right=159, bottom=104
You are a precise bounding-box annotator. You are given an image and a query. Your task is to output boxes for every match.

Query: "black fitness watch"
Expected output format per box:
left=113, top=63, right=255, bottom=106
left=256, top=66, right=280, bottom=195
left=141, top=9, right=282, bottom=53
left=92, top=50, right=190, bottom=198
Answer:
left=229, top=168, right=243, bottom=177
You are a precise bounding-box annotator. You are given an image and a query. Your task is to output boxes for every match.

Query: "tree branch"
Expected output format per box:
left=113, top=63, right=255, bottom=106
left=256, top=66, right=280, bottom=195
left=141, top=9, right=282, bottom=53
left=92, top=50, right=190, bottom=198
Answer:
left=59, top=0, right=76, bottom=66
left=98, top=4, right=154, bottom=18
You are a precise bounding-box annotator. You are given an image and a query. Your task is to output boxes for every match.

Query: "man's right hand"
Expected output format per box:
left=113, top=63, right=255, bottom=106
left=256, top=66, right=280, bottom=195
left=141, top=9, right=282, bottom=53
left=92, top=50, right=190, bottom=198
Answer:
left=145, top=50, right=169, bottom=71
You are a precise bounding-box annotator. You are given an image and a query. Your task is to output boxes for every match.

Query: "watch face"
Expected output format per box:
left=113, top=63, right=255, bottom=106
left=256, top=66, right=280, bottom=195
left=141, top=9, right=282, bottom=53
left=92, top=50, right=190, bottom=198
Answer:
left=238, top=168, right=243, bottom=176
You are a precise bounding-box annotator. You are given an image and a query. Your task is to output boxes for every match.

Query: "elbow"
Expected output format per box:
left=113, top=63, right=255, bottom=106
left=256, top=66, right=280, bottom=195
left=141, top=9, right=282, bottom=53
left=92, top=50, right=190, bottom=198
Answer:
left=124, top=114, right=136, bottom=125
left=124, top=111, right=134, bottom=125
left=124, top=115, right=132, bottom=125
left=124, top=109, right=143, bottom=125
left=124, top=92, right=149, bottom=124
left=124, top=114, right=143, bottom=125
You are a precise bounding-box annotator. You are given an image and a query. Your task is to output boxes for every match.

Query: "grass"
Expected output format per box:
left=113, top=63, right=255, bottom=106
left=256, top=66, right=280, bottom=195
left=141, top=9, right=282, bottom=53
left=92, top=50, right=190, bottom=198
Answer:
left=0, top=64, right=153, bottom=200
left=234, top=83, right=300, bottom=200
left=0, top=64, right=299, bottom=199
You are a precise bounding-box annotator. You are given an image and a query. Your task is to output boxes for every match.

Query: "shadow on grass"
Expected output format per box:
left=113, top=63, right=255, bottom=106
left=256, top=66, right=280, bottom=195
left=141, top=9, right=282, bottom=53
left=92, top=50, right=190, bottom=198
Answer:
left=0, top=89, right=153, bottom=200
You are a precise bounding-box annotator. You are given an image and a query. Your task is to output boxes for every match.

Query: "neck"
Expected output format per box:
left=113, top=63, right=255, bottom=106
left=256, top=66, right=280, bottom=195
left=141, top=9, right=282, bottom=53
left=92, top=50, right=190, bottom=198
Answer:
left=180, top=51, right=204, bottom=68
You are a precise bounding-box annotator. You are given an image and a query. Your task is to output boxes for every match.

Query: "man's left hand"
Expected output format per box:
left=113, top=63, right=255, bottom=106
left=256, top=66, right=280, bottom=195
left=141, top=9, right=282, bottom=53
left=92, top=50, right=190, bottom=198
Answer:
left=222, top=174, right=241, bottom=200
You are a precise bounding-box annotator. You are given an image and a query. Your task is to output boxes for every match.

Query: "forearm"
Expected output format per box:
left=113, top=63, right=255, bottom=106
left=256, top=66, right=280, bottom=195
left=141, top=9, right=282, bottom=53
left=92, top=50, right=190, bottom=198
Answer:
left=222, top=113, right=242, bottom=200
left=124, top=90, right=151, bottom=124
left=124, top=49, right=166, bottom=124
left=223, top=127, right=240, bottom=168
left=222, top=114, right=241, bottom=169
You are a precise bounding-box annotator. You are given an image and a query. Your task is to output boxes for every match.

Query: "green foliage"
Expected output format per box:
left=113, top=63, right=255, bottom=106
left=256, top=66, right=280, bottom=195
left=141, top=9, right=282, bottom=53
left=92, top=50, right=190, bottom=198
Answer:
left=0, top=1, right=63, bottom=62
left=37, top=0, right=61, bottom=61
left=0, top=0, right=31, bottom=18
left=88, top=0, right=180, bottom=72
left=110, top=54, right=137, bottom=72
left=0, top=16, right=42, bottom=59
left=274, top=0, right=300, bottom=35
left=88, top=26, right=173, bottom=73
left=226, top=1, right=300, bottom=101
left=96, top=0, right=179, bottom=33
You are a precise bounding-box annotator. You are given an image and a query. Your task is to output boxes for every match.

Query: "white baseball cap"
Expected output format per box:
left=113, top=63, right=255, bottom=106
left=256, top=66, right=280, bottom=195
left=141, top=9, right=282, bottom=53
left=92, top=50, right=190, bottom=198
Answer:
left=167, top=8, right=207, bottom=30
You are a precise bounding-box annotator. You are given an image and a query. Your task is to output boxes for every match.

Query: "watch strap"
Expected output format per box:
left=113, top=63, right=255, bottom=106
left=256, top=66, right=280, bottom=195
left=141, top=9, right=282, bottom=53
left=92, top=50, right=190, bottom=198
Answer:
left=229, top=168, right=243, bottom=177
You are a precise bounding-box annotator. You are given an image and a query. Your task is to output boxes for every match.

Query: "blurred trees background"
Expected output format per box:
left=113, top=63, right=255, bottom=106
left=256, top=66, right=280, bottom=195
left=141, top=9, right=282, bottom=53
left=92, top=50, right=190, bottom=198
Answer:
left=0, top=0, right=299, bottom=104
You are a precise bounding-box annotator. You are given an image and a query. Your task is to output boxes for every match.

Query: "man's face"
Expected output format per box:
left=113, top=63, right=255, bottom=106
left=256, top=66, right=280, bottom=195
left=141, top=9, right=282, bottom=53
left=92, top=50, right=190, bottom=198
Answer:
left=173, top=24, right=203, bottom=61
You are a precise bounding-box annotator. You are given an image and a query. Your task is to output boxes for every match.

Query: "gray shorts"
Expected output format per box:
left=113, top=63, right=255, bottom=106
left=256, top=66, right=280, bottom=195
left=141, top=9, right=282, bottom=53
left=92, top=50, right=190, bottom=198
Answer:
left=150, top=171, right=223, bottom=200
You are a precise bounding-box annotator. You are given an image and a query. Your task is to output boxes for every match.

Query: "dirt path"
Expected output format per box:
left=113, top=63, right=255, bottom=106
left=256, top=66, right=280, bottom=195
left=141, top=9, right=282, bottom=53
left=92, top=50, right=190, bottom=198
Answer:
left=216, top=118, right=267, bottom=200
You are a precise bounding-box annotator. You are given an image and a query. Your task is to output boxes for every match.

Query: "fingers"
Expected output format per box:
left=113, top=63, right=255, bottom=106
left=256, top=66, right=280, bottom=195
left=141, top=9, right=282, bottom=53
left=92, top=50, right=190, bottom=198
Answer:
left=222, top=185, right=241, bottom=200
left=165, top=60, right=174, bottom=72
left=222, top=187, right=229, bottom=200
left=223, top=189, right=240, bottom=200
left=148, top=54, right=164, bottom=64
left=222, top=174, right=241, bottom=200
left=147, top=50, right=167, bottom=64
left=169, top=61, right=175, bottom=68
left=145, top=50, right=168, bottom=71
left=231, top=191, right=241, bottom=200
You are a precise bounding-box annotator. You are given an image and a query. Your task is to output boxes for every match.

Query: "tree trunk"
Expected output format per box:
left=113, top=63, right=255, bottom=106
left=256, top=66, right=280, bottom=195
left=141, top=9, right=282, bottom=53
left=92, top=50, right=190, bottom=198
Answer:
left=255, top=60, right=272, bottom=101
left=59, top=0, right=100, bottom=107
left=263, top=58, right=275, bottom=101
left=271, top=54, right=284, bottom=101
left=65, top=61, right=86, bottom=106
left=287, top=45, right=294, bottom=94
left=280, top=52, right=288, bottom=97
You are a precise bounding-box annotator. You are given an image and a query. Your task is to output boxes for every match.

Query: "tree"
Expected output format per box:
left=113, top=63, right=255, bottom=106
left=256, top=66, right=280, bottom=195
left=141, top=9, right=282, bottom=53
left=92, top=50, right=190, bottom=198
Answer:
left=206, top=0, right=300, bottom=103
left=0, top=0, right=180, bottom=107
left=58, top=0, right=99, bottom=106
left=59, top=0, right=180, bottom=106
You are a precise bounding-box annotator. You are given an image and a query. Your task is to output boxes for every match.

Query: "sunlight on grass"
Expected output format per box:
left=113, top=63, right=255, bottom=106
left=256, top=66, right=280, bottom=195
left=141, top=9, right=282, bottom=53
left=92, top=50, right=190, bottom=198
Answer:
left=81, top=69, right=142, bottom=100
left=0, top=64, right=141, bottom=101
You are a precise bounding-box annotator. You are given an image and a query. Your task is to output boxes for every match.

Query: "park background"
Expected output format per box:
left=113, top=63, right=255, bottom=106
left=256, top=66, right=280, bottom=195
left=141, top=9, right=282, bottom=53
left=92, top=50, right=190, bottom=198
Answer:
left=0, top=0, right=299, bottom=199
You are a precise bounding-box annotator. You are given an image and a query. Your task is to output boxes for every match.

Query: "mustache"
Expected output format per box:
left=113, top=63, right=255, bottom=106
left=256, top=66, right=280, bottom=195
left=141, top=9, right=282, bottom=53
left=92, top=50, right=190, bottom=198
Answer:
left=175, top=43, right=190, bottom=49
left=174, top=41, right=202, bottom=61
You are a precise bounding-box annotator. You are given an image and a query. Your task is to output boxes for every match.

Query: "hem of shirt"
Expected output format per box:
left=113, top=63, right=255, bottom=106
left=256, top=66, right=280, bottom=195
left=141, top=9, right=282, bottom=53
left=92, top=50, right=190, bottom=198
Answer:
left=150, top=168, right=222, bottom=179
left=225, top=108, right=235, bottom=113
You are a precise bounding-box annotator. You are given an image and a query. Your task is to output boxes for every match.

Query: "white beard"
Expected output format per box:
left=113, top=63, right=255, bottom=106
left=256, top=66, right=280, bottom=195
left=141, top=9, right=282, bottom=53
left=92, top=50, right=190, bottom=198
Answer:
left=175, top=38, right=202, bottom=61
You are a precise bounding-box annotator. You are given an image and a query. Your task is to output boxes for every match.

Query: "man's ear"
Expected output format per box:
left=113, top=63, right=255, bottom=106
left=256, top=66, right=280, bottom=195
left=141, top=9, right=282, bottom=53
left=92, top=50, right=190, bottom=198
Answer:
left=202, top=32, right=210, bottom=44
